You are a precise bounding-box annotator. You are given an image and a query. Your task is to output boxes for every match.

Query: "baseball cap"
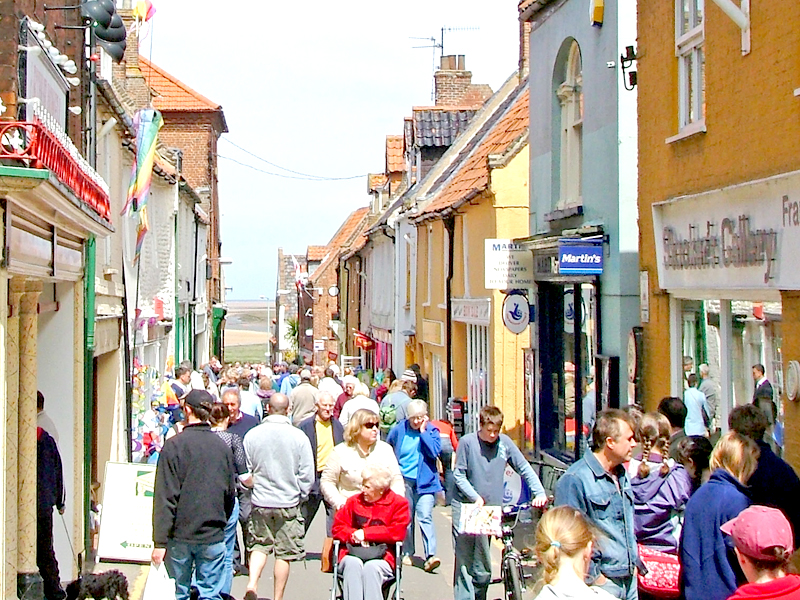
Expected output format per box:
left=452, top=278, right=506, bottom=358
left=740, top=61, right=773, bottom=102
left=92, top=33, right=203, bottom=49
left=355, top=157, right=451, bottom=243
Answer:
left=300, top=369, right=312, bottom=381
left=184, top=389, right=213, bottom=409
left=720, top=505, right=794, bottom=561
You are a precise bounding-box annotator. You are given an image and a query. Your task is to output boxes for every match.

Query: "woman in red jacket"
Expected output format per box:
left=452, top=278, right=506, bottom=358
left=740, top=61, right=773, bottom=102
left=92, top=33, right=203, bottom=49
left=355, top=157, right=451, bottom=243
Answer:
left=332, top=464, right=410, bottom=600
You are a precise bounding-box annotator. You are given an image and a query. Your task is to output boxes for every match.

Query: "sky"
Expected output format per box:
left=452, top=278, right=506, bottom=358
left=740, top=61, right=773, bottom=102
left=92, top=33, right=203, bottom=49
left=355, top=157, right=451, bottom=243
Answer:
left=147, top=1, right=521, bottom=300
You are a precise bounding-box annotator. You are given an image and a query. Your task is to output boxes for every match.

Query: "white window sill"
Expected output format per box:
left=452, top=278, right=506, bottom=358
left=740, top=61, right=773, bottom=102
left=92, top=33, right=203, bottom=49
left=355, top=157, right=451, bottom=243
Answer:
left=437, top=304, right=447, bottom=310
left=666, top=120, right=706, bottom=144
left=422, top=302, right=431, bottom=308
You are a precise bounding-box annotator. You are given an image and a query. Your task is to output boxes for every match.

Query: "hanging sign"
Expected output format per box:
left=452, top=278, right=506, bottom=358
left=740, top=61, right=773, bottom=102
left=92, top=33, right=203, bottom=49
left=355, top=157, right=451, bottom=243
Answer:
left=485, top=240, right=534, bottom=289
left=558, top=239, right=604, bottom=275
left=502, top=293, right=530, bottom=334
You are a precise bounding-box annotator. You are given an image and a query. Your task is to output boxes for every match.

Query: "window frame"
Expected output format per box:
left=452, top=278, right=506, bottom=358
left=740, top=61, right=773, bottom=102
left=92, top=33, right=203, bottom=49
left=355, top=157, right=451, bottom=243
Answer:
left=674, top=0, right=705, bottom=137
left=556, top=41, right=583, bottom=209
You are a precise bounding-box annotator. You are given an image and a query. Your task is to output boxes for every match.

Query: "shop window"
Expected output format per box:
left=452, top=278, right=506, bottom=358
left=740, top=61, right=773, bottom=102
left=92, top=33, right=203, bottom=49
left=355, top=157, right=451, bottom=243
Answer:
left=675, top=0, right=705, bottom=136
left=556, top=41, right=583, bottom=209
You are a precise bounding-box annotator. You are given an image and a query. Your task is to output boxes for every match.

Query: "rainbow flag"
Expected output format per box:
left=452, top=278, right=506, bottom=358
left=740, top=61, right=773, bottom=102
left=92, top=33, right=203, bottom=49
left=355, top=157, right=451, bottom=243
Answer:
left=123, top=108, right=162, bottom=264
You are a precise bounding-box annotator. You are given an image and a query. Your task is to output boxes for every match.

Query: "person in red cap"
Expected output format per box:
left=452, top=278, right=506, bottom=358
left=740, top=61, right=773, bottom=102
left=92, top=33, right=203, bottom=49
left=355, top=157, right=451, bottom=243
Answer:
left=724, top=505, right=800, bottom=600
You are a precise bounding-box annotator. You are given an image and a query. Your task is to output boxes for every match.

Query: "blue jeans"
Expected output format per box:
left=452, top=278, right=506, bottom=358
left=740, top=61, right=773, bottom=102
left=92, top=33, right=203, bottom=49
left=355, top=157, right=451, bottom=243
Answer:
left=222, top=498, right=240, bottom=594
left=403, top=479, right=436, bottom=558
left=596, top=575, right=638, bottom=600
left=452, top=501, right=491, bottom=600
left=165, top=540, right=227, bottom=600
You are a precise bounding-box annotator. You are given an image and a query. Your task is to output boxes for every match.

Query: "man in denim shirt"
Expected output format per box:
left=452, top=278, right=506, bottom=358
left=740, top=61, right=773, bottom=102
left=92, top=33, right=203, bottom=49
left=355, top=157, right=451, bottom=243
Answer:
left=555, top=409, right=639, bottom=600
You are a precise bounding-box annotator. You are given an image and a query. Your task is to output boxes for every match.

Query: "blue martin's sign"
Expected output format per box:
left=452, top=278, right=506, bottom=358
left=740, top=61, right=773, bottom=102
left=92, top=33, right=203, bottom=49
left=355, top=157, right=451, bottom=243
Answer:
left=558, top=240, right=604, bottom=275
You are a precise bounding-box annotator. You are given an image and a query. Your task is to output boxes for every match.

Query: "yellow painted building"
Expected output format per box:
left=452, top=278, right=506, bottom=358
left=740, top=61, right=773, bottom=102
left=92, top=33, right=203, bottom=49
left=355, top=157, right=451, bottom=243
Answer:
left=638, top=0, right=800, bottom=465
left=413, top=83, right=534, bottom=445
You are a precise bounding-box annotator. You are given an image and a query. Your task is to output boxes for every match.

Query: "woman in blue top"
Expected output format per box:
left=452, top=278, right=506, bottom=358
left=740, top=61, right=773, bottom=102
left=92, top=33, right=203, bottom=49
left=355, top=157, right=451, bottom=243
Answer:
left=387, top=399, right=442, bottom=572
left=680, top=431, right=760, bottom=600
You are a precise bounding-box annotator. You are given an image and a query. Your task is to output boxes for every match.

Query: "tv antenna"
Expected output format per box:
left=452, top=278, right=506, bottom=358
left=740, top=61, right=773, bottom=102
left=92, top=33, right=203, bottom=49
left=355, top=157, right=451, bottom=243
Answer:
left=411, top=26, right=479, bottom=101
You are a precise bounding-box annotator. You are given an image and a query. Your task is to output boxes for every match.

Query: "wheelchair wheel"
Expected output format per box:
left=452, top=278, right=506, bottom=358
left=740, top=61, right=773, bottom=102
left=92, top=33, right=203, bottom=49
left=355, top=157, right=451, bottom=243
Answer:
left=503, top=555, right=524, bottom=600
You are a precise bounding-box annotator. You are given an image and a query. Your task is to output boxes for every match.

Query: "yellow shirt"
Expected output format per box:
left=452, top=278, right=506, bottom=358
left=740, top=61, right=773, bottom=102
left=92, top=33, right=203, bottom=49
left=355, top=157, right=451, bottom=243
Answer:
left=315, top=418, right=334, bottom=472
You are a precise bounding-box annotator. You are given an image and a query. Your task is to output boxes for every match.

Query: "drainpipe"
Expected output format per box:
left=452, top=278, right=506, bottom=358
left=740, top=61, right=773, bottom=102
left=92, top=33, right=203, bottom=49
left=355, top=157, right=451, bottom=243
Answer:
left=191, top=211, right=199, bottom=366
left=83, top=236, right=96, bottom=560
left=444, top=216, right=455, bottom=398
left=174, top=208, right=180, bottom=365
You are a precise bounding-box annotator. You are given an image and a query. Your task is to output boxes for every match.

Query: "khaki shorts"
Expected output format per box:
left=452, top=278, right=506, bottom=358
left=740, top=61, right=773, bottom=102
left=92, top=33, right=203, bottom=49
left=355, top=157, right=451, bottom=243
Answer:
left=248, top=505, right=305, bottom=561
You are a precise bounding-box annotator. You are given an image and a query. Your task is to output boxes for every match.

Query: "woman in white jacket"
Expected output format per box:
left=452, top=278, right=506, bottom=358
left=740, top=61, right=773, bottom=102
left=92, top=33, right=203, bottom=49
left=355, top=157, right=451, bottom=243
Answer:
left=321, top=408, right=405, bottom=510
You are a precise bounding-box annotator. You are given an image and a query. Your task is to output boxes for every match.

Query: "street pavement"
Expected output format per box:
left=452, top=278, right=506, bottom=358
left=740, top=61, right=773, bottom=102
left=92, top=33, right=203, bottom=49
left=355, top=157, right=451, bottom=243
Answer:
left=94, top=502, right=542, bottom=600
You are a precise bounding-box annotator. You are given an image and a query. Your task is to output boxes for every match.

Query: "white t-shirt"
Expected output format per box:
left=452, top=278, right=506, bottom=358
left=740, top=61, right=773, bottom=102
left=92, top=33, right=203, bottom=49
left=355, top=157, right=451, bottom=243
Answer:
left=338, top=395, right=380, bottom=426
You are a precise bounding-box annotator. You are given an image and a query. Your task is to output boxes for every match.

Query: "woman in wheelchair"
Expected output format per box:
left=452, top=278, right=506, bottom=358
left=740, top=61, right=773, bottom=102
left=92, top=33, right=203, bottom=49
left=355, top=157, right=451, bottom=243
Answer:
left=332, top=464, right=411, bottom=600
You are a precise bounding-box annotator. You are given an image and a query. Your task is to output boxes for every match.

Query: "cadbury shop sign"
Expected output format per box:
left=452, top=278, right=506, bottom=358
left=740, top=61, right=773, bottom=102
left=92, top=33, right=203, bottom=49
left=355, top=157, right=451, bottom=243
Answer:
left=651, top=171, right=800, bottom=292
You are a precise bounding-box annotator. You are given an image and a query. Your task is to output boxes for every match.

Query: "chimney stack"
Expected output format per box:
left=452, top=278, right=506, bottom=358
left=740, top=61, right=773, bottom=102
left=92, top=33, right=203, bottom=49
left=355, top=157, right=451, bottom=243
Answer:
left=434, top=54, right=473, bottom=106
left=519, top=20, right=532, bottom=78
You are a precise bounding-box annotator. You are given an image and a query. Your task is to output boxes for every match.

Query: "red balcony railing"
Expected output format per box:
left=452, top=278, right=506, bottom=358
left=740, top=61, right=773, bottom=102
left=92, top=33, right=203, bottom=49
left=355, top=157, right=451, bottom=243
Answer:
left=0, top=119, right=111, bottom=222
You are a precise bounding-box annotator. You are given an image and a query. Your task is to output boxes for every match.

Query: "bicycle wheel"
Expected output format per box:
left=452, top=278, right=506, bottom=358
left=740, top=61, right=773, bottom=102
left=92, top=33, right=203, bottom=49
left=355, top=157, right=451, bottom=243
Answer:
left=503, top=555, right=524, bottom=600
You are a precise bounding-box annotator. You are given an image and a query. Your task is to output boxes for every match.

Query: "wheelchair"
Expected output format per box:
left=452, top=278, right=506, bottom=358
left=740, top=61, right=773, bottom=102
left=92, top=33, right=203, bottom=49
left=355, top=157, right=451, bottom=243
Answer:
left=330, top=540, right=403, bottom=600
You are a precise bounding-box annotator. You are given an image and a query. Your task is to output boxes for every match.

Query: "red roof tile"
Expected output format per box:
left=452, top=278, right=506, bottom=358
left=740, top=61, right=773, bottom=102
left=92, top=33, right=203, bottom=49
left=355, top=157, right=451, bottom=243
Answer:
left=310, top=207, right=370, bottom=282
left=307, top=245, right=328, bottom=262
left=386, top=135, right=404, bottom=173
left=368, top=173, right=388, bottom=192
left=422, top=88, right=529, bottom=216
left=138, top=57, right=221, bottom=112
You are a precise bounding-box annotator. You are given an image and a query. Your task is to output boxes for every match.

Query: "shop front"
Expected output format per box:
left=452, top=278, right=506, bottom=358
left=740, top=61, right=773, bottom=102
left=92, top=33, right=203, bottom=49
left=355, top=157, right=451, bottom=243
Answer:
left=649, top=170, right=800, bottom=450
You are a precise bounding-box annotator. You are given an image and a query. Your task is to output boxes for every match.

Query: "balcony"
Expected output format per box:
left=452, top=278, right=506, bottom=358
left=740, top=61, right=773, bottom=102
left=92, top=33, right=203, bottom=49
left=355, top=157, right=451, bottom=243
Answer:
left=0, top=111, right=110, bottom=222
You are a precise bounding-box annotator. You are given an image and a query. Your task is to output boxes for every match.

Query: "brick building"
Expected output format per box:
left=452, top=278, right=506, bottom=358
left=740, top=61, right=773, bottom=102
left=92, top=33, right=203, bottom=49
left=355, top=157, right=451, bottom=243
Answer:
left=274, top=249, right=306, bottom=361
left=638, top=0, right=800, bottom=466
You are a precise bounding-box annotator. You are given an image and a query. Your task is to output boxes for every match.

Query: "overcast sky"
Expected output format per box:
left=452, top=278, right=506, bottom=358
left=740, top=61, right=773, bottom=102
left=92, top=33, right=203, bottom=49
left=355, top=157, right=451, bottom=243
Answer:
left=148, top=1, right=521, bottom=300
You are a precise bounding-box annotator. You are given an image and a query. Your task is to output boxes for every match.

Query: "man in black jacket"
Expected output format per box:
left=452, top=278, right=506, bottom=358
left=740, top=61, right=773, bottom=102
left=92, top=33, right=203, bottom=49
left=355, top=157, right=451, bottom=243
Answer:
left=38, top=424, right=65, bottom=600
left=729, top=404, right=800, bottom=548
left=152, top=390, right=235, bottom=600
left=297, top=391, right=343, bottom=535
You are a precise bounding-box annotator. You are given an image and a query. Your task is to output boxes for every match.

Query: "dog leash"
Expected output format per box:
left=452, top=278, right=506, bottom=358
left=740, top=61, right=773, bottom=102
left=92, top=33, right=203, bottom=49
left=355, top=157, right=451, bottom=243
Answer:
left=59, top=511, right=82, bottom=574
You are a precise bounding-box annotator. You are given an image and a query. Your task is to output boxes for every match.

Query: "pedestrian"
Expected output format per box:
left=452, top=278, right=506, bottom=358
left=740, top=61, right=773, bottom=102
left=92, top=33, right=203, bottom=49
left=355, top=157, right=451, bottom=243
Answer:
left=729, top=404, right=800, bottom=548
left=683, top=373, right=708, bottom=436
left=238, top=375, right=263, bottom=421
left=256, top=375, right=274, bottom=416
left=627, top=412, right=692, bottom=553
left=698, top=364, right=720, bottom=432
left=37, top=390, right=59, bottom=443
left=554, top=409, right=638, bottom=600
left=221, top=387, right=259, bottom=576
left=279, top=364, right=301, bottom=396
left=430, top=417, right=458, bottom=505
left=379, top=380, right=415, bottom=436
left=374, top=368, right=395, bottom=403
left=334, top=376, right=360, bottom=420
left=38, top=423, right=66, bottom=600
left=386, top=400, right=442, bottom=572
left=151, top=390, right=236, bottom=600
left=752, top=363, right=776, bottom=427
left=453, top=405, right=547, bottom=600
left=532, top=506, right=616, bottom=600
left=657, top=396, right=687, bottom=461
left=680, top=431, right=760, bottom=600
left=290, top=369, right=319, bottom=425
left=340, top=384, right=381, bottom=427
left=298, top=391, right=344, bottom=569
left=331, top=464, right=411, bottom=600
left=723, top=505, right=800, bottom=600
left=321, top=409, right=405, bottom=511
left=675, top=435, right=713, bottom=494
left=408, top=364, right=428, bottom=401
left=319, top=367, right=344, bottom=399
left=243, top=394, right=314, bottom=600
left=209, top=403, right=253, bottom=597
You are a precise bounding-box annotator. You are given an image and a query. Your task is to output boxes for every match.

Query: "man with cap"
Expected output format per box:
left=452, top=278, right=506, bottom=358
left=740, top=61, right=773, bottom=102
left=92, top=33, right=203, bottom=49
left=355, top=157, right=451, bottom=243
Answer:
left=724, top=505, right=800, bottom=599
left=289, top=369, right=319, bottom=424
left=152, top=390, right=236, bottom=600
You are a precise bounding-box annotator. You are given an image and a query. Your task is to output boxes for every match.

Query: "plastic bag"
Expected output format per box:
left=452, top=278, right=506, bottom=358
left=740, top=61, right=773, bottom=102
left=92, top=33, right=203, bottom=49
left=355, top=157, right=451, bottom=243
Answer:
left=143, top=562, right=176, bottom=600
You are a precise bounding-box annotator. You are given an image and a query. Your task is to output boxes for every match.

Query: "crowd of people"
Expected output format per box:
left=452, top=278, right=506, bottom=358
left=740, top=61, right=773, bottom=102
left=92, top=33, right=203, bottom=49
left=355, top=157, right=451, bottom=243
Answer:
left=150, top=359, right=459, bottom=600
left=148, top=356, right=800, bottom=600
left=538, top=391, right=800, bottom=600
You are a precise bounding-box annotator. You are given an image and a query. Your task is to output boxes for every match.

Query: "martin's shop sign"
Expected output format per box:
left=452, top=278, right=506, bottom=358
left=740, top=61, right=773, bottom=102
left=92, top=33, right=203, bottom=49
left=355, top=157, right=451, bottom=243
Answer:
left=652, top=170, right=800, bottom=291
left=558, top=239, right=604, bottom=275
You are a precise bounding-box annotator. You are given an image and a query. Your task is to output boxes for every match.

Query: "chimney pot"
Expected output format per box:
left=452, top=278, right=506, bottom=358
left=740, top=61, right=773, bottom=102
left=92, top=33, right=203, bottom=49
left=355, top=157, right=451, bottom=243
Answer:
left=457, top=55, right=465, bottom=70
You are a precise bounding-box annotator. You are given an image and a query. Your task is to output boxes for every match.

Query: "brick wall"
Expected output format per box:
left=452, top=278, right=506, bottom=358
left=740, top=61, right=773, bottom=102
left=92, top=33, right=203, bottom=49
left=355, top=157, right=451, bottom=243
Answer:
left=435, top=55, right=478, bottom=107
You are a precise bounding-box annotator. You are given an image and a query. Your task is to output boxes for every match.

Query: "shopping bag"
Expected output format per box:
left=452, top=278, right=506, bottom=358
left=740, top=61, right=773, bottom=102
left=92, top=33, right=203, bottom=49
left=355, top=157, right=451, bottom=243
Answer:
left=143, top=562, right=176, bottom=600
left=458, top=503, right=502, bottom=536
left=636, top=544, right=680, bottom=599
left=321, top=537, right=334, bottom=573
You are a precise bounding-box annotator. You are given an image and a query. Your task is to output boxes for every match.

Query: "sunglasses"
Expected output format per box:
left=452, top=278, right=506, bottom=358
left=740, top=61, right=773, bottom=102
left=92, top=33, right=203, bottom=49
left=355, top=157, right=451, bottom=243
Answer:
left=363, top=422, right=380, bottom=429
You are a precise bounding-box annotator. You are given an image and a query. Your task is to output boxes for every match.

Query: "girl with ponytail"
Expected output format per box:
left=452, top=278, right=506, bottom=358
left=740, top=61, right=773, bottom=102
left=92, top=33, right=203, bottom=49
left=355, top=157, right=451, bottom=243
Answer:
left=532, top=506, right=614, bottom=599
left=627, top=411, right=692, bottom=554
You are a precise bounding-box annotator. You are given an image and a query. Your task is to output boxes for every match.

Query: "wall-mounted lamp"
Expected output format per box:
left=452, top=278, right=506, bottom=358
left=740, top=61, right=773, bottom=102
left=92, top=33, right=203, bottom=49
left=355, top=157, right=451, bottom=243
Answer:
left=68, top=106, right=82, bottom=115
left=66, top=76, right=81, bottom=87
left=28, top=20, right=45, bottom=32
left=62, top=60, right=77, bottom=74
left=620, top=45, right=638, bottom=91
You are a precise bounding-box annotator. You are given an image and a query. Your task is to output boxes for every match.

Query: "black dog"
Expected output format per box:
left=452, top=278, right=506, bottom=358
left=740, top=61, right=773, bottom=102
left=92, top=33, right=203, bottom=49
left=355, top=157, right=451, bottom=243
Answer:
left=65, top=570, right=129, bottom=600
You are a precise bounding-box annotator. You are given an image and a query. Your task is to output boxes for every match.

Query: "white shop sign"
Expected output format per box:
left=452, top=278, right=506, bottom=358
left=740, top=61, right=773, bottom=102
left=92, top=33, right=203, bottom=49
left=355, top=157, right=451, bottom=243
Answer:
left=651, top=170, right=800, bottom=291
left=485, top=239, right=534, bottom=290
left=452, top=298, right=491, bottom=326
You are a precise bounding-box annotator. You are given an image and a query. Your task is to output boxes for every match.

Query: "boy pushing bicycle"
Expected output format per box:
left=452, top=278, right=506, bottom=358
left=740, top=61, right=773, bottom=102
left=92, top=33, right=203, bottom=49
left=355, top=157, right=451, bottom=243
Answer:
left=452, top=406, right=547, bottom=600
